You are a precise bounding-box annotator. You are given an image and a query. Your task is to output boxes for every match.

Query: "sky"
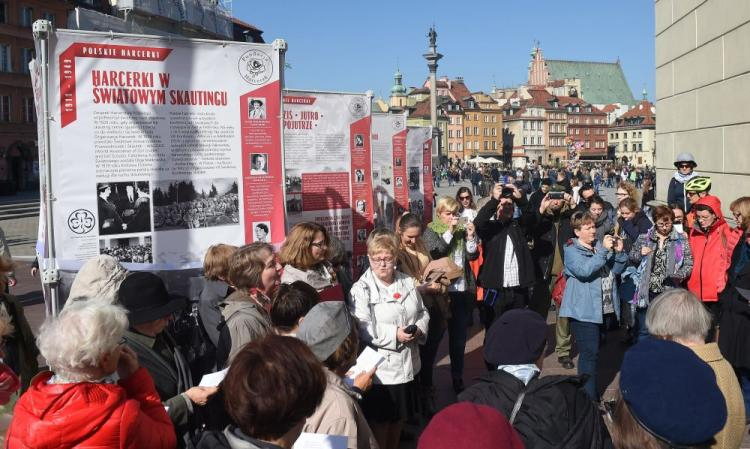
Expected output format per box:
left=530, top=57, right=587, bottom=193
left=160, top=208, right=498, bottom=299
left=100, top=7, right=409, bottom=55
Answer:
left=233, top=0, right=655, bottom=102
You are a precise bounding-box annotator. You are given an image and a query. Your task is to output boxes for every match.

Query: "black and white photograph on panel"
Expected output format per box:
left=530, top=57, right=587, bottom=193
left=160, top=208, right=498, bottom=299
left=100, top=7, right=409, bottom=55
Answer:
left=286, top=172, right=302, bottom=193
left=99, top=236, right=153, bottom=263
left=409, top=167, right=421, bottom=191
left=152, top=178, right=239, bottom=231
left=96, top=181, right=152, bottom=236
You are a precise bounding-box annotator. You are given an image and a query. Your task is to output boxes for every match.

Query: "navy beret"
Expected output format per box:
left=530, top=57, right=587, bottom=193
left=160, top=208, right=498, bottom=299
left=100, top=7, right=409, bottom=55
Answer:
left=484, top=309, right=548, bottom=366
left=620, top=338, right=727, bottom=446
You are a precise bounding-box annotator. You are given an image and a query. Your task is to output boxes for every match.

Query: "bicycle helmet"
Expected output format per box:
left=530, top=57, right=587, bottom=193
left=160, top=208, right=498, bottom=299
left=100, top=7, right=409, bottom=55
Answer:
left=674, top=152, right=697, bottom=168
left=685, top=176, right=711, bottom=192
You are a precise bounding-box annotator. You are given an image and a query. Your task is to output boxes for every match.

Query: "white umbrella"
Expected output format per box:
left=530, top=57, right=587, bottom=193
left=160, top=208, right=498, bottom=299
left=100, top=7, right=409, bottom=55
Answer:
left=484, top=157, right=502, bottom=164
left=467, top=156, right=486, bottom=164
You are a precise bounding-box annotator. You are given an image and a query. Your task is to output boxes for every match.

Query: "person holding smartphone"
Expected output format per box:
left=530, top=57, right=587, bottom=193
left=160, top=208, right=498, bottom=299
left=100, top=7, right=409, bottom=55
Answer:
left=423, top=197, right=478, bottom=394
left=558, top=212, right=628, bottom=400
left=474, top=182, right=535, bottom=329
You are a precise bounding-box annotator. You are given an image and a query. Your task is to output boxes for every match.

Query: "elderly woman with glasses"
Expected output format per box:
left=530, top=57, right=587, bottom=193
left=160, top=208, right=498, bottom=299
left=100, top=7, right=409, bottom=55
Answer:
left=351, top=230, right=429, bottom=449
left=628, top=206, right=694, bottom=342
left=280, top=222, right=339, bottom=292
left=6, top=301, right=176, bottom=448
left=423, top=196, right=478, bottom=394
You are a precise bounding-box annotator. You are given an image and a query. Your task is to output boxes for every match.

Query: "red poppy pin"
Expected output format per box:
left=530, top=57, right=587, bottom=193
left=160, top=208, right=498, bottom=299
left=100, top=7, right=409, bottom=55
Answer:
left=393, top=292, right=401, bottom=300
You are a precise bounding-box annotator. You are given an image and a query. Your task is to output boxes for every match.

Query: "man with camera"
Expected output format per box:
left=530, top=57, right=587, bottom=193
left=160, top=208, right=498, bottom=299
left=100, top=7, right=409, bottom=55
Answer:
left=474, top=182, right=535, bottom=328
left=528, top=185, right=578, bottom=369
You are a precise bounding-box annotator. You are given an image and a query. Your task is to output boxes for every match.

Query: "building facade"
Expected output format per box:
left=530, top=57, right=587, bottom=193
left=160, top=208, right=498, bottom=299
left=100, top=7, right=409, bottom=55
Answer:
left=609, top=99, right=656, bottom=167
left=0, top=0, right=74, bottom=194
left=655, top=0, right=750, bottom=212
left=559, top=95, right=608, bottom=161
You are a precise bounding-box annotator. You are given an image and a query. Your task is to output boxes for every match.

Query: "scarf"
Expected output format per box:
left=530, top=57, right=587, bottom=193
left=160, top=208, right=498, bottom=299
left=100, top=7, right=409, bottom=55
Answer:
left=673, top=170, right=698, bottom=184
left=428, top=220, right=465, bottom=260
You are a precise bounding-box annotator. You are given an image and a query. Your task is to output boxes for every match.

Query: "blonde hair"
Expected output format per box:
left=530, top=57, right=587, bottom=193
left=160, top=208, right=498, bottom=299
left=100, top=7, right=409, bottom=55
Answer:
left=435, top=196, right=460, bottom=216
left=203, top=244, right=238, bottom=281
left=279, top=222, right=329, bottom=271
left=617, top=181, right=640, bottom=205
left=730, top=196, right=750, bottom=230
left=366, top=229, right=398, bottom=257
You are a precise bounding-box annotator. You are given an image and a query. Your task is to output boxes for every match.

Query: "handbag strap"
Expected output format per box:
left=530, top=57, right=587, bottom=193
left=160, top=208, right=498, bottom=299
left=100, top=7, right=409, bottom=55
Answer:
left=509, top=389, right=527, bottom=425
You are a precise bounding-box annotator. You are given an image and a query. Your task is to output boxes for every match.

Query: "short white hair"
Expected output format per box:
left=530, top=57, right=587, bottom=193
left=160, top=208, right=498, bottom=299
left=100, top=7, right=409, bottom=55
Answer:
left=645, top=289, right=711, bottom=342
left=38, top=301, right=128, bottom=382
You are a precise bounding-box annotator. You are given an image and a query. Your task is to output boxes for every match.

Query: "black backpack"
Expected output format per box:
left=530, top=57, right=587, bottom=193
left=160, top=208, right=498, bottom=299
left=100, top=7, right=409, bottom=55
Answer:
left=170, top=301, right=218, bottom=382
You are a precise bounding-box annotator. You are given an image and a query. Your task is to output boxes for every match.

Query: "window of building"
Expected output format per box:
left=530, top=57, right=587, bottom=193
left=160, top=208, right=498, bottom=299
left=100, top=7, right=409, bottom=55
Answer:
left=457, top=143, right=462, bottom=151
left=20, top=6, right=33, bottom=27
left=585, top=128, right=590, bottom=135
left=585, top=141, right=590, bottom=148
left=0, top=96, right=10, bottom=122
left=523, top=121, right=528, bottom=130
left=23, top=97, right=34, bottom=123
left=624, top=143, right=628, bottom=152
left=0, top=45, right=11, bottom=72
left=465, top=114, right=470, bottom=121
left=575, top=129, right=580, bottom=135
left=491, top=127, right=496, bottom=136
left=474, top=141, right=479, bottom=150
left=457, top=129, right=462, bottom=138
left=474, top=113, right=478, bottom=121
left=473, top=127, right=478, bottom=135
left=456, top=117, right=462, bottom=125
left=638, top=131, right=642, bottom=138
left=448, top=143, right=453, bottom=151
left=492, top=115, right=497, bottom=123
left=447, top=129, right=453, bottom=138
left=0, top=3, right=7, bottom=24
left=21, top=48, right=33, bottom=73
left=523, top=137, right=527, bottom=145
left=623, top=132, right=628, bottom=139
left=483, top=128, right=488, bottom=137
left=484, top=141, right=489, bottom=150
left=465, top=126, right=470, bottom=136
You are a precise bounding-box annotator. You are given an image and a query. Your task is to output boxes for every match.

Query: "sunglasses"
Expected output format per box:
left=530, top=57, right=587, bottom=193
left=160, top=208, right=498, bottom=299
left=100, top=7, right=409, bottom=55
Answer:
left=459, top=195, right=472, bottom=200
left=677, top=163, right=693, bottom=169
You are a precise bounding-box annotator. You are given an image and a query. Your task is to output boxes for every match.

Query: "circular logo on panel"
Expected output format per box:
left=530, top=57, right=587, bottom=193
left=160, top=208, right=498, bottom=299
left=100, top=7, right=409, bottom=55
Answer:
left=349, top=97, right=368, bottom=119
left=68, top=209, right=95, bottom=235
left=393, top=118, right=404, bottom=131
left=238, top=50, right=273, bottom=85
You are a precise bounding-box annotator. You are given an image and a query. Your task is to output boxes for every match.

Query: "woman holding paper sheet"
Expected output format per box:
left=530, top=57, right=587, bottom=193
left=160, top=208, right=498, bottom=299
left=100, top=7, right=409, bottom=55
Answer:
left=351, top=230, right=429, bottom=449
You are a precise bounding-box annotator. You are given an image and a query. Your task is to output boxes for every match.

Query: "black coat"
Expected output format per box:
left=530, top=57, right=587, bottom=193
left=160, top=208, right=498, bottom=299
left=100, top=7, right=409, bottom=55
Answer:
left=474, top=197, right=535, bottom=289
left=458, top=370, right=611, bottom=449
left=529, top=208, right=575, bottom=281
left=718, top=242, right=750, bottom=369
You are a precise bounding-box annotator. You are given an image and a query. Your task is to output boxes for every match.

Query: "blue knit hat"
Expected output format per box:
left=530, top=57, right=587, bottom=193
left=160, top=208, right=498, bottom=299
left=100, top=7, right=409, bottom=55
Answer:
left=620, top=338, right=727, bottom=446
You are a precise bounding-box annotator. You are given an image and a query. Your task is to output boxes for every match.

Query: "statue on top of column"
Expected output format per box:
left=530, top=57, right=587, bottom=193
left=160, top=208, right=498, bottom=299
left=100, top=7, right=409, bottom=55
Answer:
left=428, top=27, right=437, bottom=47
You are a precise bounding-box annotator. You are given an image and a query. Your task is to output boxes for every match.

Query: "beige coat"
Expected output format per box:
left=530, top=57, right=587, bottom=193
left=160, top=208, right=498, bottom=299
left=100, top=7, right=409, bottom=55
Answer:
left=220, top=290, right=273, bottom=364
left=303, top=369, right=379, bottom=449
left=691, top=343, right=745, bottom=449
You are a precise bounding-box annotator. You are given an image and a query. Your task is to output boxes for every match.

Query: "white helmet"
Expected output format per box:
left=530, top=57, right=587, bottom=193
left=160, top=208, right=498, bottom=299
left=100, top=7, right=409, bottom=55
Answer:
left=674, top=152, right=697, bottom=168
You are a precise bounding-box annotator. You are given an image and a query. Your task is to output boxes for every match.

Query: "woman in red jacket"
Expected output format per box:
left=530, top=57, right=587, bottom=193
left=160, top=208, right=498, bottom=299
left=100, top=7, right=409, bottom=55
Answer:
left=688, top=195, right=742, bottom=335
left=5, top=301, right=176, bottom=449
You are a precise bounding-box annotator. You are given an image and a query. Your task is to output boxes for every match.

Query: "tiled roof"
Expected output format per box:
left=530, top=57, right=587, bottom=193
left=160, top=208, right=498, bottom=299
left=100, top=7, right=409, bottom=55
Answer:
left=546, top=60, right=636, bottom=106
left=548, top=79, right=566, bottom=88
left=615, top=100, right=655, bottom=126
left=557, top=96, right=605, bottom=115
left=409, top=87, right=430, bottom=95
left=601, top=104, right=618, bottom=113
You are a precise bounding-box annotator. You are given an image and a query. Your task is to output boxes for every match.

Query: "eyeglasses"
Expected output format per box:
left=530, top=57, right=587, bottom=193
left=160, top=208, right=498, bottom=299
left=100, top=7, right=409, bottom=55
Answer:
left=655, top=221, right=672, bottom=228
left=310, top=241, right=328, bottom=249
left=459, top=195, right=472, bottom=200
left=677, top=163, right=693, bottom=169
left=369, top=256, right=394, bottom=266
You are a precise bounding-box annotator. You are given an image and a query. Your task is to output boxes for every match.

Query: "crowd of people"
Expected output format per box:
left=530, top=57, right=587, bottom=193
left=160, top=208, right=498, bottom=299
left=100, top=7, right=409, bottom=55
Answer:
left=2, top=151, right=750, bottom=448
left=154, top=193, right=240, bottom=230
left=100, top=243, right=153, bottom=263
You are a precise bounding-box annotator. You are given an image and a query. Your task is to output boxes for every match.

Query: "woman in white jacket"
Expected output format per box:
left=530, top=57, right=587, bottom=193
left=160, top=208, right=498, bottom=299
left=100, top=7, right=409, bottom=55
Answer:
left=351, top=230, right=429, bottom=449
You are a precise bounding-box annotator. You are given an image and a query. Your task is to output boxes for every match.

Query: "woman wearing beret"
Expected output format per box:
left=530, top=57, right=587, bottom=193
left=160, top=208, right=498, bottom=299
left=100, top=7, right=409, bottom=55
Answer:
left=351, top=230, right=429, bottom=449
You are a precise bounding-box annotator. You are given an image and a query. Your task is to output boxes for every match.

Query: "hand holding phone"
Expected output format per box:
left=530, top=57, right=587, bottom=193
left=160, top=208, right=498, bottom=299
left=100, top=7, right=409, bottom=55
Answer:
left=404, top=324, right=418, bottom=334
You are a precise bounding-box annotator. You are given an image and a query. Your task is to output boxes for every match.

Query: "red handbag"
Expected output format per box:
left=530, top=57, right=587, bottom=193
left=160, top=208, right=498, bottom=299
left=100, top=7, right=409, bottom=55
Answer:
left=551, top=273, right=567, bottom=307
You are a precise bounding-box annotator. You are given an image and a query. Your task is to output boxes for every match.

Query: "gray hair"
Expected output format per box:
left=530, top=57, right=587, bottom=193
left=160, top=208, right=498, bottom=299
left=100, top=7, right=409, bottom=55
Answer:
left=645, top=289, right=711, bottom=342
left=38, top=301, right=128, bottom=382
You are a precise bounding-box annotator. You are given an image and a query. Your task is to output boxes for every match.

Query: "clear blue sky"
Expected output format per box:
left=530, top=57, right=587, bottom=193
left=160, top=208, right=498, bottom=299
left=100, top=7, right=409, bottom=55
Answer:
left=234, top=0, right=655, bottom=102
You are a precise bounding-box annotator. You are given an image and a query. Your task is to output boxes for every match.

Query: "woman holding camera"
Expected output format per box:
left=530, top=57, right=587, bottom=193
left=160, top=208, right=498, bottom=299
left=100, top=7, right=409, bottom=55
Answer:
left=351, top=230, right=429, bottom=449
left=559, top=211, right=628, bottom=400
